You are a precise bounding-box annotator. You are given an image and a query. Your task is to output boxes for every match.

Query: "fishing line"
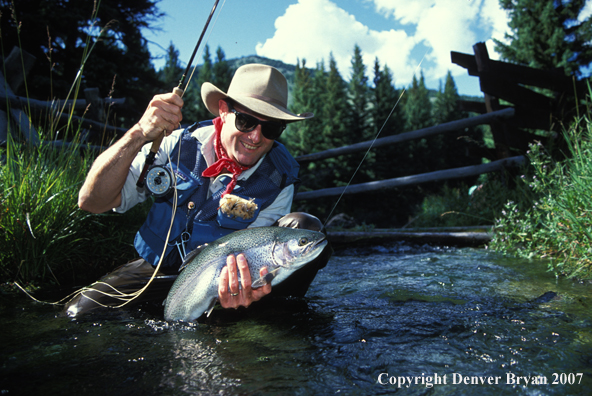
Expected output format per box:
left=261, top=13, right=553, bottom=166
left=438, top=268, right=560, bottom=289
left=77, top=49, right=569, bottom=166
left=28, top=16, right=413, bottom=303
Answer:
left=185, top=0, right=227, bottom=89
left=323, top=50, right=430, bottom=227
left=75, top=0, right=231, bottom=307
left=15, top=146, right=183, bottom=309
left=16, top=0, right=228, bottom=309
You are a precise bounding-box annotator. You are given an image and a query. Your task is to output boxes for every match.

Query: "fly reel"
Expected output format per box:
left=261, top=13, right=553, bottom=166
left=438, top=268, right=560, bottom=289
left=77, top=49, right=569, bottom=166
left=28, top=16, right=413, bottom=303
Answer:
left=145, top=165, right=173, bottom=197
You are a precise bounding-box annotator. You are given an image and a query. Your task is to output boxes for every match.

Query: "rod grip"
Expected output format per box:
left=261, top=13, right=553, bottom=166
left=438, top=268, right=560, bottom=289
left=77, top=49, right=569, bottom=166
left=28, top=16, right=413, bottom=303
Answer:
left=173, top=86, right=185, bottom=98
left=136, top=87, right=185, bottom=188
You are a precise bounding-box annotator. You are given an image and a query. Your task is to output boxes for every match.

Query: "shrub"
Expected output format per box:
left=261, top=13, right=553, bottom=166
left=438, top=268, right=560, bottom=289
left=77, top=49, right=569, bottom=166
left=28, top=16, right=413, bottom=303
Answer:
left=490, top=118, right=592, bottom=279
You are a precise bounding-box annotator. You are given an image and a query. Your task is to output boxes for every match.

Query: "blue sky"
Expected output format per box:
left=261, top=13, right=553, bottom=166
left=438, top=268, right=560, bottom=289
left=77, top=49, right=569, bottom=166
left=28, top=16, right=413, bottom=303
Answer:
left=141, top=0, right=589, bottom=97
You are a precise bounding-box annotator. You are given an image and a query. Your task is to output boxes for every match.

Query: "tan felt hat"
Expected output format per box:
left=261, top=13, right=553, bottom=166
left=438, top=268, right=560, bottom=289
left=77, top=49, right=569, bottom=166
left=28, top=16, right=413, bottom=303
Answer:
left=201, top=63, right=313, bottom=122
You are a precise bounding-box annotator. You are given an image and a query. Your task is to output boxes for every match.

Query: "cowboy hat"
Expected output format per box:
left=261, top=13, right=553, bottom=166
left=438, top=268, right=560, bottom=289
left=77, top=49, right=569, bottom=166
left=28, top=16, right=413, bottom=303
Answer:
left=201, top=63, right=313, bottom=122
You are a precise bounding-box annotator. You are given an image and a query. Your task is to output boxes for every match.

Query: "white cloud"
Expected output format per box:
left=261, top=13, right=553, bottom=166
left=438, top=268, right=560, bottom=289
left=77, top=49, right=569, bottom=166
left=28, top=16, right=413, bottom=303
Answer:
left=479, top=0, right=512, bottom=59
left=371, top=0, right=510, bottom=79
left=579, top=0, right=592, bottom=22
left=257, top=0, right=511, bottom=89
left=373, top=0, right=436, bottom=25
left=256, top=0, right=417, bottom=84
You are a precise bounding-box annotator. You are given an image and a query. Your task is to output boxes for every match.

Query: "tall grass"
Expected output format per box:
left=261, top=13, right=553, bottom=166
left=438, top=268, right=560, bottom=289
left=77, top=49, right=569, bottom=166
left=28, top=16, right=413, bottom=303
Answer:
left=489, top=117, right=592, bottom=279
left=0, top=1, right=149, bottom=287
left=0, top=133, right=92, bottom=283
left=0, top=129, right=151, bottom=287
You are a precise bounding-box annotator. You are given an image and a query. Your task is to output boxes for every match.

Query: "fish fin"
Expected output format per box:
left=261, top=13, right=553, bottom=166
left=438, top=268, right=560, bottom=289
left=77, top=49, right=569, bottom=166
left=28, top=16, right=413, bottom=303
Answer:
left=205, top=299, right=218, bottom=317
left=179, top=245, right=206, bottom=272
left=251, top=267, right=280, bottom=288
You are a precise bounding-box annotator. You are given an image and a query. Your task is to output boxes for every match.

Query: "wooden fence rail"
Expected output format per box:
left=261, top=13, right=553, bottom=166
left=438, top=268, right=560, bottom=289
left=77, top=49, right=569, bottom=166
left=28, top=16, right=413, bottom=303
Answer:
left=294, top=41, right=585, bottom=202
left=0, top=93, right=128, bottom=137
left=295, top=108, right=514, bottom=164
left=1, top=47, right=127, bottom=146
left=295, top=155, right=525, bottom=201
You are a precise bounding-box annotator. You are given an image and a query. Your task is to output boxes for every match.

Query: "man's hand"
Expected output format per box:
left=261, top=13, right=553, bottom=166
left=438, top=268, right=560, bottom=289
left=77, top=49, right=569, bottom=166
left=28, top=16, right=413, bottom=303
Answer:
left=78, top=92, right=184, bottom=214
left=218, top=254, right=272, bottom=309
left=135, top=92, right=184, bottom=142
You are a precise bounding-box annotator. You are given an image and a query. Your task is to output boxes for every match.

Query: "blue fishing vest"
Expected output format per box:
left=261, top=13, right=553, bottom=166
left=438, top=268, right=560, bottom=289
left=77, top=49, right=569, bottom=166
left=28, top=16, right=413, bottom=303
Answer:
left=134, top=121, right=300, bottom=270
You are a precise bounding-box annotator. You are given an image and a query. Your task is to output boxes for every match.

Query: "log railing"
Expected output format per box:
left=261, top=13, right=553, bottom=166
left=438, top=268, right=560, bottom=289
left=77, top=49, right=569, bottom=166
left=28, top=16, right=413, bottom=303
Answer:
left=294, top=41, right=585, bottom=201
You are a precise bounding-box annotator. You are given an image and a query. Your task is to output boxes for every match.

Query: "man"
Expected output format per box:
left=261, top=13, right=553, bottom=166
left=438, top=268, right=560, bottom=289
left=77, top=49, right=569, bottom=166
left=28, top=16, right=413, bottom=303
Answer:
left=65, top=64, right=325, bottom=317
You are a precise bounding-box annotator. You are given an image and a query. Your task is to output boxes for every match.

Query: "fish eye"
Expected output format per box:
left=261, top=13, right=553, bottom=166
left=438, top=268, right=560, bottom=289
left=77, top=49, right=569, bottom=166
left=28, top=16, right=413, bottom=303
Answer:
left=298, top=237, right=308, bottom=246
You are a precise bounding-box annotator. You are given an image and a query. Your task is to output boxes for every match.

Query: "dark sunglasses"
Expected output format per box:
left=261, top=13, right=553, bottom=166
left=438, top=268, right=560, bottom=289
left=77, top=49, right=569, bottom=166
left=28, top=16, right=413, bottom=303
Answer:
left=226, top=101, right=286, bottom=140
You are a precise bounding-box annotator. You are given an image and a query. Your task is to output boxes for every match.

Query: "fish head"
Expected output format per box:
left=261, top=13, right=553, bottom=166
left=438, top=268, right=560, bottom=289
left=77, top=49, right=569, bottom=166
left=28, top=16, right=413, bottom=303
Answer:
left=272, top=228, right=328, bottom=272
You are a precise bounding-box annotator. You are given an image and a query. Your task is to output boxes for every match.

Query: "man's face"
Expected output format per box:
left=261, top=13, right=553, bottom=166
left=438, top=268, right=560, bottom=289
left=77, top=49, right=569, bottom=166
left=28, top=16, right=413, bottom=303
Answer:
left=218, top=100, right=275, bottom=167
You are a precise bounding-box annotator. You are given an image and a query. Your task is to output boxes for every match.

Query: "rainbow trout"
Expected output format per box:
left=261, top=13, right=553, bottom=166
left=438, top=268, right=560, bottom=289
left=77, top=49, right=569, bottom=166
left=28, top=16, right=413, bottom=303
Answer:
left=164, top=227, right=329, bottom=321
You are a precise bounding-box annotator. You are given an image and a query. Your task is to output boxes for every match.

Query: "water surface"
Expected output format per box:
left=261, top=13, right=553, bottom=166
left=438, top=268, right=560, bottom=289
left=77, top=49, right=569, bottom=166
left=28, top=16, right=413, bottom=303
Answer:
left=2, top=243, right=591, bottom=395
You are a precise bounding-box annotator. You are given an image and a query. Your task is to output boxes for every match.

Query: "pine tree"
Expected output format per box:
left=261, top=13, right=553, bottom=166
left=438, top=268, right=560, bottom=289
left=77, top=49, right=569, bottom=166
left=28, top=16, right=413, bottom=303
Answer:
left=160, top=42, right=183, bottom=90
left=404, top=71, right=434, bottom=174
left=323, top=54, right=350, bottom=157
left=296, top=53, right=351, bottom=199
left=348, top=45, right=372, bottom=142
left=372, top=58, right=405, bottom=180
left=494, top=0, right=592, bottom=76
left=185, top=45, right=214, bottom=122
left=372, top=59, right=404, bottom=137
left=212, top=46, right=232, bottom=92
left=433, top=71, right=482, bottom=170
left=283, top=59, right=320, bottom=157
left=405, top=72, right=432, bottom=131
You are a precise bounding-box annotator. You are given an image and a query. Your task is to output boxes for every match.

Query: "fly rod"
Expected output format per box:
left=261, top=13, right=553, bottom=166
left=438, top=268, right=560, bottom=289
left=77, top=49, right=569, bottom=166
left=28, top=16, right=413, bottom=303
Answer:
left=137, top=0, right=222, bottom=188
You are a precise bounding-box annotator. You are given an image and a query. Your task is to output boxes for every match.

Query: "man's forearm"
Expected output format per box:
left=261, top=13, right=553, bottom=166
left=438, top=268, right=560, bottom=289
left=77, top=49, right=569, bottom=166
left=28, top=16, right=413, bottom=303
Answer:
left=78, top=125, right=148, bottom=213
left=78, top=93, right=184, bottom=214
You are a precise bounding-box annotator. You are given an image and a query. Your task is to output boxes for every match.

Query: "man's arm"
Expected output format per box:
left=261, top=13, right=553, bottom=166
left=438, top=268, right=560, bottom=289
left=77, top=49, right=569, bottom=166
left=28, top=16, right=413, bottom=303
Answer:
left=78, top=93, right=183, bottom=213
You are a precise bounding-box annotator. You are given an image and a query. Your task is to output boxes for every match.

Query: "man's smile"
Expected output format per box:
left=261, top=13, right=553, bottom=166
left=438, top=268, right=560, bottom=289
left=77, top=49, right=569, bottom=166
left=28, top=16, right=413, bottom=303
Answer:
left=241, top=141, right=259, bottom=150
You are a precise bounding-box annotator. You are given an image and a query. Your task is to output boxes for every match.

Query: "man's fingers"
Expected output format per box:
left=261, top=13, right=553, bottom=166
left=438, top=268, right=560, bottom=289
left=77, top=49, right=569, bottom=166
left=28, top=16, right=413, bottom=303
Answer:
left=226, top=255, right=240, bottom=296
left=218, top=265, right=229, bottom=297
left=137, top=94, right=184, bottom=140
left=237, top=254, right=252, bottom=292
left=218, top=254, right=273, bottom=309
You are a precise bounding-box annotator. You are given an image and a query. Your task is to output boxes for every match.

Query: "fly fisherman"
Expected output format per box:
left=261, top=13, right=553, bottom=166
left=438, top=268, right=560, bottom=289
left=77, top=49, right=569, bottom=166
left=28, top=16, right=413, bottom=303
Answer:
left=66, top=64, right=329, bottom=317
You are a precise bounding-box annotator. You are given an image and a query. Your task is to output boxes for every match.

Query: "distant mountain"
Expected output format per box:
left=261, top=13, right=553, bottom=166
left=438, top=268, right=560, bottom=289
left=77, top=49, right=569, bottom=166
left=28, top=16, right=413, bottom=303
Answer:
left=224, top=55, right=484, bottom=103
left=227, top=55, right=298, bottom=90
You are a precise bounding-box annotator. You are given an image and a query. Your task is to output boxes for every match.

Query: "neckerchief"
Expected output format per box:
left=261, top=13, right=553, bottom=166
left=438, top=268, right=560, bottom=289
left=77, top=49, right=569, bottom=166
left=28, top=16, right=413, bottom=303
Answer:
left=201, top=117, right=252, bottom=197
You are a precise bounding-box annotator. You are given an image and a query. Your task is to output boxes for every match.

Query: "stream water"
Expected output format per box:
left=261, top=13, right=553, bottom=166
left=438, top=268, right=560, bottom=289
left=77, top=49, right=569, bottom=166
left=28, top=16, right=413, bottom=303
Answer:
left=1, top=243, right=592, bottom=395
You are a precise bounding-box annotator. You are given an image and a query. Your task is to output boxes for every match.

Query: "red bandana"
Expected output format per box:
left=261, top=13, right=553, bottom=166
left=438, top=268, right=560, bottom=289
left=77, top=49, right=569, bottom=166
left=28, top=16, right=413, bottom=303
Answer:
left=201, top=117, right=252, bottom=197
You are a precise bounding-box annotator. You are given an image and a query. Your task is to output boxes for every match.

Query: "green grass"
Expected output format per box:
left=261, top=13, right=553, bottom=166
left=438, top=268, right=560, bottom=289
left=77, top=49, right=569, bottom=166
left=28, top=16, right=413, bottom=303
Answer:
left=0, top=130, right=150, bottom=287
left=0, top=2, right=149, bottom=287
left=0, top=133, right=91, bottom=283
left=409, top=172, right=530, bottom=228
left=489, top=117, right=592, bottom=279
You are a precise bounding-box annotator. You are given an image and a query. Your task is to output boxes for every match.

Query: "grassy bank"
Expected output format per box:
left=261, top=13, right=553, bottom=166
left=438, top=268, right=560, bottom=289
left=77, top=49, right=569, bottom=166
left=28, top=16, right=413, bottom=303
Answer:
left=408, top=114, right=592, bottom=280
left=489, top=117, right=592, bottom=280
left=0, top=3, right=152, bottom=288
left=0, top=130, right=150, bottom=287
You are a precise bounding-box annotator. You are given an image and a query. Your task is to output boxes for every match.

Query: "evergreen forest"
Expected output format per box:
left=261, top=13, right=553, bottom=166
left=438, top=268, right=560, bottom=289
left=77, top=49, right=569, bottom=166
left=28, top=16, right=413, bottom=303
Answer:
left=1, top=0, right=592, bottom=229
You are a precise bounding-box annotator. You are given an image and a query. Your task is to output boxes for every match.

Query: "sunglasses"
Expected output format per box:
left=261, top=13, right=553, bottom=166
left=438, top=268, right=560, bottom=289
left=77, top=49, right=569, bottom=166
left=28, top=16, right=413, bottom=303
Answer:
left=226, top=101, right=286, bottom=140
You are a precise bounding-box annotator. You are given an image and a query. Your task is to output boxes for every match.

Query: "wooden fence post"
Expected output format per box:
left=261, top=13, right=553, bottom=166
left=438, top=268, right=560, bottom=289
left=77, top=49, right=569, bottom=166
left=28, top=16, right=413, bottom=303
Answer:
left=0, top=70, right=40, bottom=146
left=4, top=46, right=36, bottom=94
left=473, top=42, right=511, bottom=159
left=84, top=88, right=105, bottom=122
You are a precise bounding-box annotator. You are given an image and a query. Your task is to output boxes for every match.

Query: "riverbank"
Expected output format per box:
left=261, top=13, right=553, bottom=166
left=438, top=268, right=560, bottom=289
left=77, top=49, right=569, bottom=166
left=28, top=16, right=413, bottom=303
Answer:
left=326, top=226, right=492, bottom=249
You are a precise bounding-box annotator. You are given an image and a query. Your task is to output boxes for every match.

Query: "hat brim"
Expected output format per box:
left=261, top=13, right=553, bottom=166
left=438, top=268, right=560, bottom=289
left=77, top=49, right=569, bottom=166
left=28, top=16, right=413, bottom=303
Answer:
left=201, top=82, right=313, bottom=122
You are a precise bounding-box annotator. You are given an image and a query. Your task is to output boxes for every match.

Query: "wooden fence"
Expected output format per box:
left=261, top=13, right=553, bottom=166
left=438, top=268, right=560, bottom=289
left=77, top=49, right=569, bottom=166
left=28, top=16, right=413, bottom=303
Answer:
left=2, top=44, right=584, bottom=205
left=293, top=41, right=585, bottom=202
left=0, top=47, right=127, bottom=148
